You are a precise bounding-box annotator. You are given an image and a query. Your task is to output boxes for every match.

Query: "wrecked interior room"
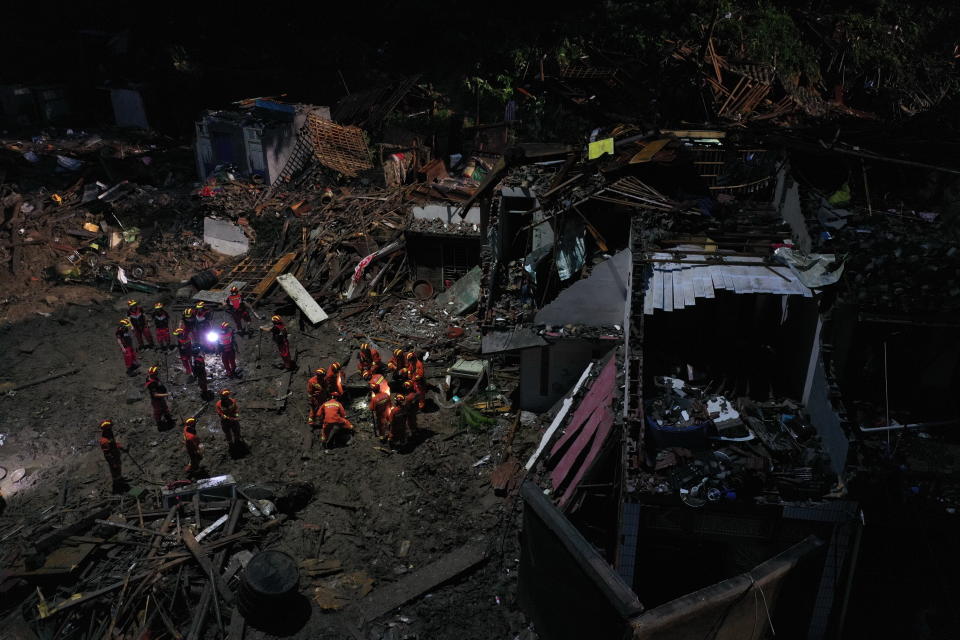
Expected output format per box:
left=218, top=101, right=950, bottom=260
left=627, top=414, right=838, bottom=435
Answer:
left=1, top=2, right=959, bottom=639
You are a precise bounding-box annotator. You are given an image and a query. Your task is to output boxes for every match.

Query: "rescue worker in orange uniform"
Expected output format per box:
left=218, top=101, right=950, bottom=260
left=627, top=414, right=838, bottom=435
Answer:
left=324, top=362, right=344, bottom=398
left=218, top=321, right=239, bottom=377
left=127, top=300, right=154, bottom=350
left=401, top=380, right=420, bottom=435
left=362, top=370, right=390, bottom=396
left=307, top=382, right=327, bottom=426
left=225, top=286, right=251, bottom=335
left=194, top=301, right=211, bottom=338
left=319, top=396, right=353, bottom=449
left=98, top=420, right=125, bottom=488
left=180, top=307, right=197, bottom=340
left=116, top=318, right=140, bottom=376
left=183, top=418, right=203, bottom=475
left=307, top=368, right=326, bottom=396
left=403, top=351, right=426, bottom=409
left=174, top=328, right=193, bottom=376
left=385, top=394, right=406, bottom=445
left=216, top=389, right=242, bottom=450
left=261, top=315, right=294, bottom=370
left=192, top=347, right=211, bottom=399
left=386, top=348, right=405, bottom=381
left=152, top=302, right=172, bottom=349
left=145, top=366, right=173, bottom=429
left=357, top=342, right=383, bottom=377
left=368, top=381, right=391, bottom=439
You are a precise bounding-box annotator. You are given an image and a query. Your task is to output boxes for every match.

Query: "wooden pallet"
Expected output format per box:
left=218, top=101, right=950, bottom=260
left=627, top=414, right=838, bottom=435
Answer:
left=212, top=253, right=298, bottom=305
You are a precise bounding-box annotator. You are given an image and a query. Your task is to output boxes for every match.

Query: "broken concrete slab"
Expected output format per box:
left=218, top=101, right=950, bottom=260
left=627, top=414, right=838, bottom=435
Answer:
left=203, top=217, right=249, bottom=256
left=277, top=274, right=328, bottom=324
left=18, top=339, right=40, bottom=354
left=437, top=266, right=481, bottom=316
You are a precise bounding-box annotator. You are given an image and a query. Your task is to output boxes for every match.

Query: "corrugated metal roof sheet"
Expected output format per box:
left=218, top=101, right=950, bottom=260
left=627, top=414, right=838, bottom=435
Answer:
left=643, top=252, right=812, bottom=314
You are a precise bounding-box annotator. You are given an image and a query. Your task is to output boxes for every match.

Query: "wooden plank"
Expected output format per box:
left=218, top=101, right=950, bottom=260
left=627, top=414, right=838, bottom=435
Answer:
left=182, top=530, right=234, bottom=605
left=276, top=274, right=328, bottom=323
left=8, top=367, right=80, bottom=392
left=350, top=544, right=487, bottom=628
left=662, top=266, right=673, bottom=312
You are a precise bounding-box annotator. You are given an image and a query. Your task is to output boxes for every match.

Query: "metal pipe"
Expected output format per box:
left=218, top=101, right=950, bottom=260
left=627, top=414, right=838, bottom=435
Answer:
left=858, top=419, right=960, bottom=433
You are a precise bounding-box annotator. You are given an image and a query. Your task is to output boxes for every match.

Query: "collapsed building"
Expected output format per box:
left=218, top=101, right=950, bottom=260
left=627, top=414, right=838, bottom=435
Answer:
left=2, top=46, right=960, bottom=636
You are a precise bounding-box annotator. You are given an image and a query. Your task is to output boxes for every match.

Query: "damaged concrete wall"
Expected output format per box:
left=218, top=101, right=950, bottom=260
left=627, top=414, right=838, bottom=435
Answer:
left=519, top=482, right=643, bottom=640
left=519, top=339, right=616, bottom=413
left=535, top=250, right=630, bottom=328
left=628, top=536, right=825, bottom=640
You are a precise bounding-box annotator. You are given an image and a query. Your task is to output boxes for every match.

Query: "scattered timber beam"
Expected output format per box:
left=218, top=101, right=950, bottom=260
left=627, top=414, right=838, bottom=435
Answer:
left=7, top=367, right=81, bottom=392
left=250, top=252, right=298, bottom=305
left=349, top=543, right=488, bottom=629
left=94, top=519, right=178, bottom=540
left=277, top=273, right=328, bottom=324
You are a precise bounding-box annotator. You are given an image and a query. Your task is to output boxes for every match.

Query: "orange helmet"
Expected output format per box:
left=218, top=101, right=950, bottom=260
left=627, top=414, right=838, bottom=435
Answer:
left=195, top=301, right=205, bottom=309
left=147, top=366, right=160, bottom=376
left=230, top=286, right=239, bottom=294
left=311, top=382, right=324, bottom=394
left=330, top=362, right=341, bottom=372
left=394, top=394, right=404, bottom=404
left=398, top=367, right=409, bottom=378
left=99, top=419, right=113, bottom=430
left=362, top=371, right=372, bottom=380
left=154, top=302, right=164, bottom=310
left=127, top=299, right=137, bottom=307
left=393, top=348, right=403, bottom=357
left=360, top=342, right=370, bottom=351
left=173, top=327, right=184, bottom=336
left=220, top=389, right=231, bottom=397
left=119, top=318, right=132, bottom=327
left=368, top=381, right=378, bottom=390
left=184, top=417, right=197, bottom=428
left=271, top=315, right=282, bottom=323
left=403, top=381, right=413, bottom=391
left=315, top=368, right=326, bottom=377
left=183, top=308, right=193, bottom=318
left=405, top=351, right=417, bottom=361
left=220, top=321, right=230, bottom=330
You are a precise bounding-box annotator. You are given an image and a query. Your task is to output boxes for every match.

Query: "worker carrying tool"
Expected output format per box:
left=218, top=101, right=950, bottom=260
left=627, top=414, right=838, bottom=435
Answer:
left=180, top=307, right=197, bottom=340
left=261, top=315, right=294, bottom=370
left=319, top=396, right=353, bottom=449
left=174, top=328, right=193, bottom=376
left=356, top=342, right=383, bottom=377
left=225, top=286, right=251, bottom=335
left=386, top=348, right=405, bottom=380
left=116, top=318, right=140, bottom=376
left=218, top=321, right=239, bottom=377
left=98, top=420, right=125, bottom=488
left=406, top=351, right=425, bottom=381
left=362, top=370, right=390, bottom=396
left=127, top=300, right=154, bottom=350
left=192, top=346, right=211, bottom=399
left=152, top=302, right=171, bottom=349
left=368, top=382, right=391, bottom=439
left=216, top=389, right=242, bottom=451
left=307, top=382, right=326, bottom=426
left=145, top=366, right=173, bottom=430
left=324, top=362, right=344, bottom=398
left=182, top=417, right=203, bottom=475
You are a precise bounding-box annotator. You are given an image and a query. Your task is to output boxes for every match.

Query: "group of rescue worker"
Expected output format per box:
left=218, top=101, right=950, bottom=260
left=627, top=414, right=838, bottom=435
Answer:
left=305, top=343, right=427, bottom=450
left=103, top=291, right=428, bottom=485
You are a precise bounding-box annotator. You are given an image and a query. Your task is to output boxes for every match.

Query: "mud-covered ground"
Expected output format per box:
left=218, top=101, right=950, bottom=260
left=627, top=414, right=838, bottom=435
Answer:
left=0, top=285, right=538, bottom=640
